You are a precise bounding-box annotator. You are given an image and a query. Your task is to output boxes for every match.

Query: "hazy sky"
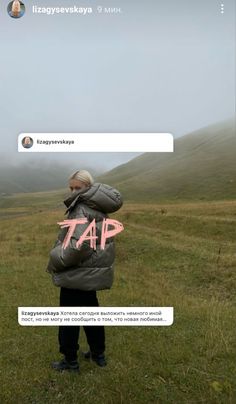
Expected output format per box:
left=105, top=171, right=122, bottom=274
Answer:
left=0, top=0, right=235, bottom=171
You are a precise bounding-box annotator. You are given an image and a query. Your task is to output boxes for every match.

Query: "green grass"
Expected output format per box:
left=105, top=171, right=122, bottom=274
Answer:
left=1, top=199, right=236, bottom=403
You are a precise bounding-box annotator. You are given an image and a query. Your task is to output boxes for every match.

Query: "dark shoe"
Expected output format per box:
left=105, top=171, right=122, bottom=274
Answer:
left=51, top=358, right=80, bottom=373
left=83, top=351, right=107, bottom=367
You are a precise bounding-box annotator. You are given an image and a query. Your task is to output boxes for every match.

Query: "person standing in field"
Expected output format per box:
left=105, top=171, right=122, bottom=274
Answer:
left=47, top=170, right=123, bottom=372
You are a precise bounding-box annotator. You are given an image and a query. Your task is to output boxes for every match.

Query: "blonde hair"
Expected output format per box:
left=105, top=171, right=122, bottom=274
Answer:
left=12, top=0, right=21, bottom=15
left=69, top=170, right=94, bottom=186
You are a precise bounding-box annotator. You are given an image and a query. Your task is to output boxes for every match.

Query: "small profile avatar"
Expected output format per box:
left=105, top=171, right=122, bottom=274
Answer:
left=8, top=1, right=25, bottom=19
left=22, top=136, right=33, bottom=149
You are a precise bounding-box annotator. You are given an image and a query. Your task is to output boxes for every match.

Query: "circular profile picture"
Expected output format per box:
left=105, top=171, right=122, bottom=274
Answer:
left=22, top=136, right=33, bottom=149
left=7, top=1, right=25, bottom=19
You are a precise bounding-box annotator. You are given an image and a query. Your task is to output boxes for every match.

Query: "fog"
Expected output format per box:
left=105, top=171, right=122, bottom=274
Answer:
left=0, top=0, right=234, bottom=188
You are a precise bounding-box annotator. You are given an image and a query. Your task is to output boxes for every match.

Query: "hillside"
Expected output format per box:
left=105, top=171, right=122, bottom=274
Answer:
left=99, top=119, right=236, bottom=201
left=0, top=160, right=99, bottom=195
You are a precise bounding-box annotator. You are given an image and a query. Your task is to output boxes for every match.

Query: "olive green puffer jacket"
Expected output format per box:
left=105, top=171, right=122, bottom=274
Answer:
left=46, top=183, right=123, bottom=291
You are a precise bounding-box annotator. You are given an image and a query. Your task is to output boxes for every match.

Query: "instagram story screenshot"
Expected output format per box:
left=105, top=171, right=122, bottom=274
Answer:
left=0, top=1, right=235, bottom=403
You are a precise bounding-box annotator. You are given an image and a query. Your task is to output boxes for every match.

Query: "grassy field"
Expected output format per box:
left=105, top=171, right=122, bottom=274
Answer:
left=0, top=196, right=236, bottom=403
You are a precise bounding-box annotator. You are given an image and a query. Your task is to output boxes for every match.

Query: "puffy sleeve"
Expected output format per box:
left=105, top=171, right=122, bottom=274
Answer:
left=46, top=206, right=93, bottom=273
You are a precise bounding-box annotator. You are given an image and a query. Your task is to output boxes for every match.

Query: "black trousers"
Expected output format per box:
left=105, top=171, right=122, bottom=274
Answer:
left=58, top=287, right=105, bottom=361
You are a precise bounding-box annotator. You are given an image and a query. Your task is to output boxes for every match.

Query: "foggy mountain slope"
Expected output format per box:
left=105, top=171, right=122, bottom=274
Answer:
left=98, top=119, right=236, bottom=201
left=0, top=160, right=99, bottom=194
left=0, top=153, right=140, bottom=194
left=1, top=119, right=235, bottom=201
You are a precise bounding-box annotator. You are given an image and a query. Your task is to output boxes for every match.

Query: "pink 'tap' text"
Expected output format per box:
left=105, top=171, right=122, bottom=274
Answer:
left=58, top=218, right=124, bottom=250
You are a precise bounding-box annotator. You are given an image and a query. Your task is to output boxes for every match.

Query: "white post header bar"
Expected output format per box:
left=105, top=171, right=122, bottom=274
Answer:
left=18, top=133, right=174, bottom=152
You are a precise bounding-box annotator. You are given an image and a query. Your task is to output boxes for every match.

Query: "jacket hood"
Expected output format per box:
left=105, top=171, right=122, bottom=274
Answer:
left=64, top=183, right=123, bottom=214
